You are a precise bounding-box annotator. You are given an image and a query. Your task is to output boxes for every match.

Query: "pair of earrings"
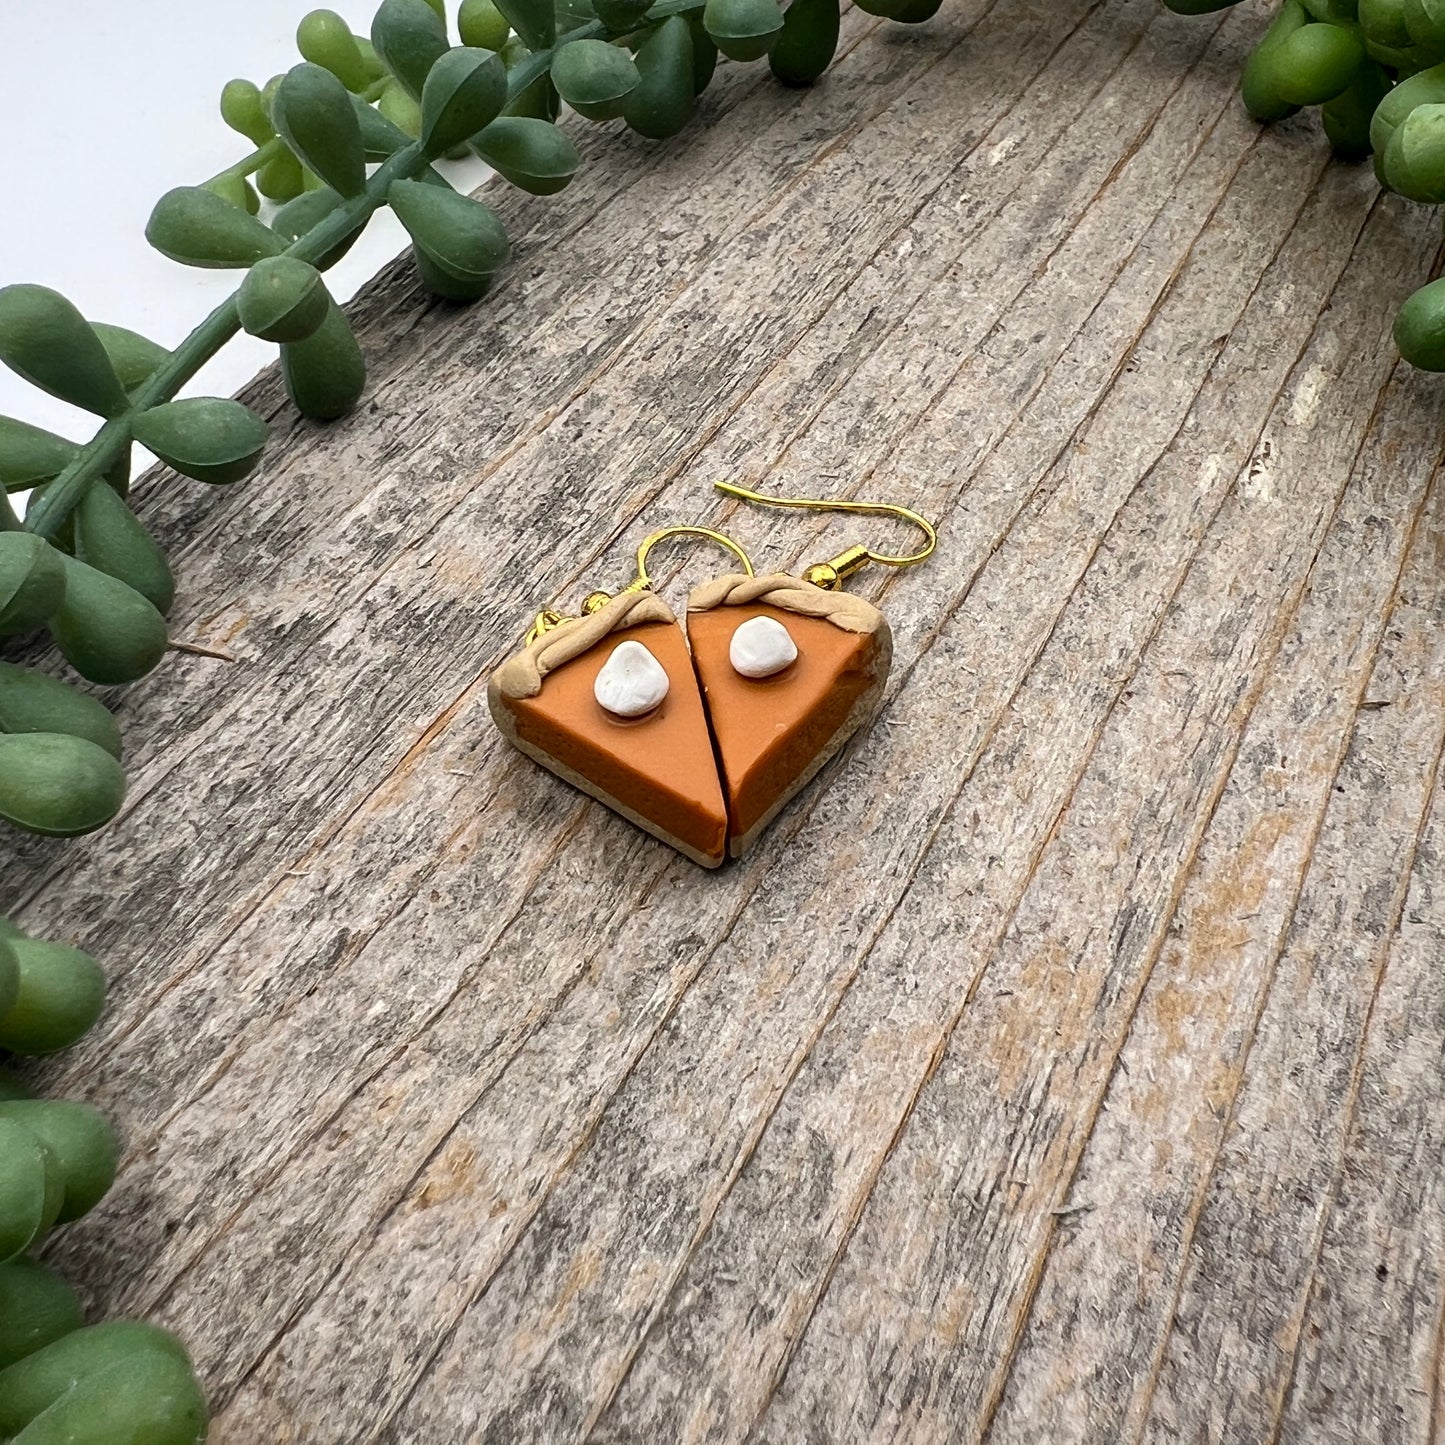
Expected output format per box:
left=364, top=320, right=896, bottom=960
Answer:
left=487, top=481, right=937, bottom=867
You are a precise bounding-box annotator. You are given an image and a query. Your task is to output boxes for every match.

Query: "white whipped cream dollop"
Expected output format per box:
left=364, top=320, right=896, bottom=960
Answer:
left=730, top=616, right=798, bottom=679
left=594, top=639, right=670, bottom=717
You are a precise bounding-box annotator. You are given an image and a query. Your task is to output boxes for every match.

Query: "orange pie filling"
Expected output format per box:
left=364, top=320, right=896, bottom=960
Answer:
left=687, top=603, right=884, bottom=849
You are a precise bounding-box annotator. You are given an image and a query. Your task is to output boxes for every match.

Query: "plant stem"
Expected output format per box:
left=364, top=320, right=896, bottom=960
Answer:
left=25, top=139, right=428, bottom=541
left=206, top=136, right=286, bottom=187
left=205, top=78, right=390, bottom=188
left=23, top=13, right=711, bottom=542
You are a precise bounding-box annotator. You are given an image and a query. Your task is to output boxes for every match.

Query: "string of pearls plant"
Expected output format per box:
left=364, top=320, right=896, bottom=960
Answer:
left=1172, top=0, right=1445, bottom=378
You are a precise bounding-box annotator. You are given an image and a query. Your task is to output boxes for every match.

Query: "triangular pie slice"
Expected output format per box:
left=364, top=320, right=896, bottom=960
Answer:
left=488, top=590, right=729, bottom=867
left=686, top=573, right=892, bottom=858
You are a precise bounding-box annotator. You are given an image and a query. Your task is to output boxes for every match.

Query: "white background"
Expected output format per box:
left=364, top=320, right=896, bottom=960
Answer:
left=0, top=2, right=489, bottom=485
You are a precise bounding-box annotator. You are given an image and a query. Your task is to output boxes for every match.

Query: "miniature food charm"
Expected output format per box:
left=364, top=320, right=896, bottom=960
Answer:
left=687, top=573, right=889, bottom=857
left=489, top=573, right=891, bottom=865
left=488, top=591, right=729, bottom=867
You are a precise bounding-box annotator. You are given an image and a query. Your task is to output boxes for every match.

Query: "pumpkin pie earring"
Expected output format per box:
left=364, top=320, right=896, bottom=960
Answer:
left=487, top=487, right=936, bottom=866
left=687, top=480, right=935, bottom=858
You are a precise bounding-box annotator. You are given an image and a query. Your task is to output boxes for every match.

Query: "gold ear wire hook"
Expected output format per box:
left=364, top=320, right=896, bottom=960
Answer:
left=575, top=524, right=755, bottom=617
left=525, top=527, right=754, bottom=644
left=714, top=481, right=937, bottom=590
left=525, top=607, right=565, bottom=645
left=624, top=524, right=756, bottom=593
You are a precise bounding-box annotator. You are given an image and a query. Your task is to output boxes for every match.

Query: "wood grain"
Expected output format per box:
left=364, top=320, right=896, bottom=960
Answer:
left=4, top=2, right=1444, bottom=1441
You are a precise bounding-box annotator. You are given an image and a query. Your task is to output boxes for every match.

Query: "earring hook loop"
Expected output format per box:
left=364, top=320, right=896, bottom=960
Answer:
left=525, top=525, right=755, bottom=644
left=713, top=481, right=936, bottom=588
left=626, top=524, right=756, bottom=593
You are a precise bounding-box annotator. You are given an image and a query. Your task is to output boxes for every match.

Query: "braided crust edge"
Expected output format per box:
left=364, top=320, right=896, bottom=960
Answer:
left=492, top=590, right=675, bottom=701
left=686, top=572, right=883, bottom=635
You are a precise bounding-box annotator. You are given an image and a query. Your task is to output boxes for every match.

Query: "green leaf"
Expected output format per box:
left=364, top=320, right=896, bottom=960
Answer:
left=624, top=16, right=693, bottom=139
left=498, top=35, right=559, bottom=120
left=1321, top=57, right=1391, bottom=161
left=220, top=78, right=274, bottom=142
left=372, top=0, right=451, bottom=99
left=90, top=323, right=172, bottom=393
left=1369, top=58, right=1445, bottom=155
left=298, top=8, right=375, bottom=90
left=0, top=417, right=78, bottom=492
left=280, top=296, right=367, bottom=419
left=493, top=0, right=555, bottom=49
left=0, top=942, right=13, bottom=1025
left=470, top=116, right=580, bottom=193
left=555, top=0, right=599, bottom=28
left=0, top=662, right=122, bottom=759
left=458, top=0, right=512, bottom=49
left=688, top=12, right=719, bottom=94
left=595, top=0, right=655, bottom=29
left=356, top=90, right=416, bottom=156
left=1238, top=0, right=1309, bottom=120
left=1361, top=0, right=1415, bottom=45
left=0, top=1258, right=83, bottom=1373
left=1269, top=20, right=1365, bottom=106
left=0, top=286, right=129, bottom=419
left=0, top=937, right=106, bottom=1055
left=73, top=482, right=175, bottom=615
left=0, top=734, right=126, bottom=839
left=47, top=555, right=168, bottom=687
left=0, top=1119, right=52, bottom=1262
left=206, top=172, right=262, bottom=214
left=551, top=39, right=640, bottom=120
left=257, top=148, right=306, bottom=201
left=237, top=256, right=331, bottom=344
left=870, top=0, right=942, bottom=19
left=133, top=397, right=268, bottom=486
left=1396, top=274, right=1445, bottom=368
left=261, top=71, right=286, bottom=123
left=145, top=187, right=285, bottom=269
left=379, top=76, right=425, bottom=136
left=1384, top=99, right=1445, bottom=199
left=0, top=1101, right=118, bottom=1224
left=390, top=178, right=511, bottom=300
left=0, top=1322, right=205, bottom=1445
left=703, top=0, right=783, bottom=59
left=273, top=63, right=367, bottom=198
left=421, top=47, right=509, bottom=154
left=0, top=534, right=65, bottom=638
left=355, top=35, right=388, bottom=81
left=502, top=71, right=560, bottom=119
left=770, top=0, right=840, bottom=83
left=1407, top=0, right=1445, bottom=42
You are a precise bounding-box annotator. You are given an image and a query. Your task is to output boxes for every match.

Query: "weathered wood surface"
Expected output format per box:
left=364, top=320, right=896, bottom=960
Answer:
left=5, top=0, right=1445, bottom=1439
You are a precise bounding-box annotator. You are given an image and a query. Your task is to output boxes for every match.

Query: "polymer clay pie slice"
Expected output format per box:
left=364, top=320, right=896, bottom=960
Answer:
left=488, top=590, right=729, bottom=867
left=687, top=572, right=892, bottom=858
